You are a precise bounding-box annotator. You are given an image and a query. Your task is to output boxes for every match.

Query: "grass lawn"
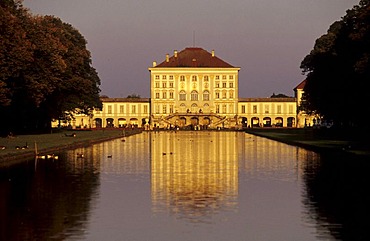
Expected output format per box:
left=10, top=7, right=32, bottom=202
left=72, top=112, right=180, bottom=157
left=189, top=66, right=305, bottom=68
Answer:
left=0, top=129, right=141, bottom=165
left=245, top=128, right=370, bottom=157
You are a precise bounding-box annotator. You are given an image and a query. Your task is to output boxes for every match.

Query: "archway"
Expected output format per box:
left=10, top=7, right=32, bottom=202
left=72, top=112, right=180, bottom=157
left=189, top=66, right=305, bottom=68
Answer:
left=106, top=118, right=114, bottom=128
left=263, top=117, right=272, bottom=127
left=241, top=117, right=248, bottom=128
left=94, top=118, right=102, bottom=128
left=179, top=117, right=186, bottom=127
left=287, top=117, right=295, bottom=127
left=190, top=117, right=199, bottom=127
left=118, top=118, right=126, bottom=127
left=251, top=117, right=260, bottom=127
left=275, top=117, right=283, bottom=127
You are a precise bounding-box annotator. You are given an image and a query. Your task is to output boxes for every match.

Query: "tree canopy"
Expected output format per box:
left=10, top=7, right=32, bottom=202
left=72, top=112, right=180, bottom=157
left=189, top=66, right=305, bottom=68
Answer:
left=300, top=0, right=370, bottom=128
left=0, top=0, right=102, bottom=133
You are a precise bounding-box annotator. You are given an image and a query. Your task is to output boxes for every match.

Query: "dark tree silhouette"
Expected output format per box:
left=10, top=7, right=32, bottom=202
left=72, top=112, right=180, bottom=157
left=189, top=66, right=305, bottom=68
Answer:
left=0, top=1, right=102, bottom=134
left=300, top=0, right=370, bottom=129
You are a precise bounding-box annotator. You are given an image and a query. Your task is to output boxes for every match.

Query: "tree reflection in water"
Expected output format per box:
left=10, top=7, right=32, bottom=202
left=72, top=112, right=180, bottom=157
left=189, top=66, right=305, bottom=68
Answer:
left=1, top=131, right=370, bottom=240
left=302, top=152, right=370, bottom=241
left=0, top=150, right=101, bottom=241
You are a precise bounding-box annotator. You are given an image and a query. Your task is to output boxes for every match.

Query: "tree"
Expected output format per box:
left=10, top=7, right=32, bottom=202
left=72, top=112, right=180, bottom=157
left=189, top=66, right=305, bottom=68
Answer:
left=127, top=93, right=141, bottom=98
left=0, top=1, right=101, bottom=133
left=270, top=93, right=290, bottom=98
left=300, top=0, right=370, bottom=128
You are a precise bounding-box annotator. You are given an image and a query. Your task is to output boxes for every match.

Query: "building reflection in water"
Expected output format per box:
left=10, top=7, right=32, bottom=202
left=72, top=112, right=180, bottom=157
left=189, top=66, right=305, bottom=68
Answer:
left=238, top=133, right=317, bottom=182
left=150, top=131, right=238, bottom=222
left=89, top=133, right=151, bottom=175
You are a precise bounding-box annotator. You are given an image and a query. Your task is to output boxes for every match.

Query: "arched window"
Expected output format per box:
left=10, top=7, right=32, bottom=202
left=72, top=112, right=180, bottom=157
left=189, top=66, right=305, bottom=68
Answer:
left=179, top=91, right=186, bottom=101
left=229, top=90, right=234, bottom=99
left=179, top=103, right=186, bottom=113
left=191, top=103, right=198, bottom=113
left=191, top=90, right=198, bottom=101
left=203, top=103, right=210, bottom=113
left=203, top=90, right=210, bottom=101
left=222, top=90, right=227, bottom=99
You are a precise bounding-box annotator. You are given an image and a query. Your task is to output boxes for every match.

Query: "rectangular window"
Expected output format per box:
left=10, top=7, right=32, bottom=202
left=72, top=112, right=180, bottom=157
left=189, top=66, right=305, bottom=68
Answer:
left=163, top=105, right=167, bottom=114
left=108, top=105, right=112, bottom=114
left=215, top=92, right=220, bottom=99
left=229, top=82, right=233, bottom=88
left=162, top=75, right=166, bottom=80
left=222, top=75, right=226, bottom=80
left=155, top=93, right=160, bottom=99
left=289, top=105, right=294, bottom=114
left=241, top=105, right=246, bottom=113
left=144, top=105, right=148, bottom=114
left=229, top=75, right=233, bottom=80
left=222, top=82, right=227, bottom=88
left=169, top=75, right=173, bottom=80
left=216, top=82, right=220, bottom=88
left=253, top=105, right=257, bottom=114
left=162, top=82, right=166, bottom=88
left=222, top=91, right=227, bottom=99
left=203, top=92, right=209, bottom=101
left=229, top=91, right=234, bottom=99
left=120, top=105, right=124, bottom=113
left=155, top=105, right=159, bottom=114
left=169, top=92, right=174, bottom=99
left=155, top=82, right=160, bottom=88
left=155, top=75, right=159, bottom=80
left=163, top=92, right=167, bottom=99
left=216, top=104, right=220, bottom=113
left=169, top=82, right=174, bottom=88
left=131, top=105, right=136, bottom=114
left=277, top=105, right=282, bottom=114
left=179, top=92, right=186, bottom=101
left=215, top=75, right=220, bottom=80
left=265, top=105, right=269, bottom=114
left=222, top=104, right=227, bottom=113
left=169, top=105, right=174, bottom=113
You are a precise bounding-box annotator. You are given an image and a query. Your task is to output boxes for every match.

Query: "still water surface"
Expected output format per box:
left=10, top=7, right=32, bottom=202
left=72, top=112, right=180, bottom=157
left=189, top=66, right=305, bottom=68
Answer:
left=1, top=131, right=370, bottom=241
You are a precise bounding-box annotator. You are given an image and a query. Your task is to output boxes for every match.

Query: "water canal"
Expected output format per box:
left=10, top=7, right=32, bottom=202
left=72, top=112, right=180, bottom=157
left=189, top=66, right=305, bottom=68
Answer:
left=1, top=131, right=369, bottom=241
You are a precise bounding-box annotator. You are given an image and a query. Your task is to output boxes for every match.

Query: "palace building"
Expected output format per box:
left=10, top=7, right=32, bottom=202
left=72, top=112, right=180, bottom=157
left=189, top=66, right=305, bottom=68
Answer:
left=54, top=47, right=312, bottom=130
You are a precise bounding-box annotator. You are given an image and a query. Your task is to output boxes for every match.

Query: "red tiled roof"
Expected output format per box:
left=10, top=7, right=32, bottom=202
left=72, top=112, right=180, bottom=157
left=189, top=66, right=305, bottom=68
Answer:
left=238, top=97, right=296, bottom=103
left=100, top=97, right=150, bottom=103
left=294, top=79, right=306, bottom=90
left=155, top=47, right=235, bottom=68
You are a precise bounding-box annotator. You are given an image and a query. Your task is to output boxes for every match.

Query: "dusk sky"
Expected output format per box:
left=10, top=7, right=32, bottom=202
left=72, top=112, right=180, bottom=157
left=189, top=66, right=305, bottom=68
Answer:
left=23, top=0, right=359, bottom=98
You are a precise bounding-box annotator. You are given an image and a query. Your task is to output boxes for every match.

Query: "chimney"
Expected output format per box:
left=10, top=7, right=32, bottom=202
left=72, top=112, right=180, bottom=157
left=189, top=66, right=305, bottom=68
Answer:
left=166, top=54, right=169, bottom=62
left=211, top=50, right=215, bottom=57
left=174, top=50, right=178, bottom=58
left=192, top=58, right=197, bottom=67
left=152, top=61, right=157, bottom=67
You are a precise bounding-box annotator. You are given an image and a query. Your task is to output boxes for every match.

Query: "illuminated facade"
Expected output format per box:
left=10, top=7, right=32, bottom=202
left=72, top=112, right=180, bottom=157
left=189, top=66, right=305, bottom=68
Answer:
left=149, top=47, right=240, bottom=129
left=54, top=47, right=313, bottom=129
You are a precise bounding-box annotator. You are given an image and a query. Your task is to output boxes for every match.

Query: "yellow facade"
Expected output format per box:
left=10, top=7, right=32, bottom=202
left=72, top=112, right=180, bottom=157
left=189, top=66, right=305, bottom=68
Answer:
left=52, top=98, right=151, bottom=130
left=53, top=47, right=315, bottom=130
left=238, top=98, right=297, bottom=128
